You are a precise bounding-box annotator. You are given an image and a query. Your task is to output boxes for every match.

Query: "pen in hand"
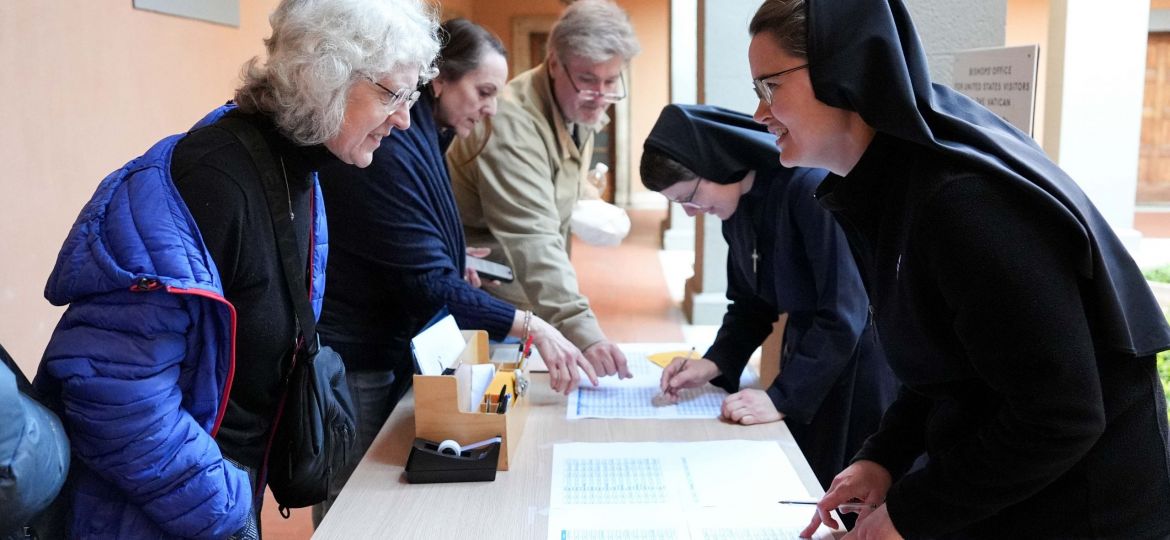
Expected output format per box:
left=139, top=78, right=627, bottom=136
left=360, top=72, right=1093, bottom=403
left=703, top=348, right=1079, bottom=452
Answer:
left=778, top=499, right=878, bottom=515
left=663, top=347, right=696, bottom=400
left=679, top=346, right=695, bottom=373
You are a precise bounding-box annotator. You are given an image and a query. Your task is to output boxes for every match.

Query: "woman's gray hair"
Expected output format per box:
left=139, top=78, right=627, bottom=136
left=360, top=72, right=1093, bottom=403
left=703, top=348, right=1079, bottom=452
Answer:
left=548, top=0, right=641, bottom=64
left=235, top=0, right=441, bottom=145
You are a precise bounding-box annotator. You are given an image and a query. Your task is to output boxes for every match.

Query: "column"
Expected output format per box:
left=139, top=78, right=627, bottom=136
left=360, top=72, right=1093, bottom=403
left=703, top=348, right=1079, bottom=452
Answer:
left=662, top=0, right=699, bottom=251
left=679, top=0, right=758, bottom=323
left=1043, top=0, right=1149, bottom=250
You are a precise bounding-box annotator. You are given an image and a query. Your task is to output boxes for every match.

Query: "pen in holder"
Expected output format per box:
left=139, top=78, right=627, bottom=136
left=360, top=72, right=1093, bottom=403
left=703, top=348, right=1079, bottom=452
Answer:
left=513, top=335, right=535, bottom=397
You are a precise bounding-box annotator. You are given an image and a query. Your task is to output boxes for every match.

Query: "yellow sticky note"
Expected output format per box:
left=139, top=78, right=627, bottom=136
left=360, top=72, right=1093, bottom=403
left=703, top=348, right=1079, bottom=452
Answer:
left=646, top=350, right=693, bottom=369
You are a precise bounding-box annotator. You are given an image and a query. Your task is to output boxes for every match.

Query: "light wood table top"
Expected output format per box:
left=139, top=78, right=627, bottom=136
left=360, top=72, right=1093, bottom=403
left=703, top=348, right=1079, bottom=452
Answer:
left=313, top=373, right=832, bottom=539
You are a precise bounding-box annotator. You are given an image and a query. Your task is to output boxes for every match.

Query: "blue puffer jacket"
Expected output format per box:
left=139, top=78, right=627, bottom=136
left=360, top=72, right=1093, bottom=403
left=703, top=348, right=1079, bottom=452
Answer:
left=35, top=105, right=328, bottom=539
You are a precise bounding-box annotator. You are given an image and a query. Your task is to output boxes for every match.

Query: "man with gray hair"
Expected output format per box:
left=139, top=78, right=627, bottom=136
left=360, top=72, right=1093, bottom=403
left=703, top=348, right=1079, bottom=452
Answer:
left=448, top=0, right=640, bottom=394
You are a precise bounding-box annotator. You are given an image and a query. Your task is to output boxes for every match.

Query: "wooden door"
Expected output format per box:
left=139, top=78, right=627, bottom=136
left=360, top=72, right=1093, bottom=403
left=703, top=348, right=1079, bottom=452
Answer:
left=1139, top=32, right=1170, bottom=204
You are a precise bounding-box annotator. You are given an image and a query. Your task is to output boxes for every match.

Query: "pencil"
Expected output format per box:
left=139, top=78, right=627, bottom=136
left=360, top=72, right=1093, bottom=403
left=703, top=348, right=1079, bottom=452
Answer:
left=680, top=346, right=696, bottom=372
left=664, top=347, right=696, bottom=397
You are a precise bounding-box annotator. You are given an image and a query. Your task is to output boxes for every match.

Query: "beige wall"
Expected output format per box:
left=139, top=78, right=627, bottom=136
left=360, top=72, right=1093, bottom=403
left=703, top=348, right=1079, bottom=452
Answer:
left=1006, top=0, right=1050, bottom=145
left=0, top=2, right=280, bottom=376
left=619, top=0, right=670, bottom=203
left=440, top=0, right=475, bottom=20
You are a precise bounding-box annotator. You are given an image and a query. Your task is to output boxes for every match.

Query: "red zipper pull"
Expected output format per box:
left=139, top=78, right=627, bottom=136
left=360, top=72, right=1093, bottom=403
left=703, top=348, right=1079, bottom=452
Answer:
left=130, top=277, right=161, bottom=292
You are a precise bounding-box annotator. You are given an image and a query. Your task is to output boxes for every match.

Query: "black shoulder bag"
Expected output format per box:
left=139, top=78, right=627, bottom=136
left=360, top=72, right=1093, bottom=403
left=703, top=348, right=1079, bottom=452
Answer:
left=217, top=116, right=356, bottom=512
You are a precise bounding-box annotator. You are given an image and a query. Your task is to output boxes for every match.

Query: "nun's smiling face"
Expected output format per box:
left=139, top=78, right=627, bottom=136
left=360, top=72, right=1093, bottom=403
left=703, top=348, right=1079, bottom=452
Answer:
left=748, top=32, right=870, bottom=175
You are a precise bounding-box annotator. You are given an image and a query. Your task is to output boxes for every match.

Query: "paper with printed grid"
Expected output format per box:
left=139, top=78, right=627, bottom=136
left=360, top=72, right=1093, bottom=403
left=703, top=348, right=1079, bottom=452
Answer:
left=566, top=344, right=747, bottom=420
left=547, top=441, right=824, bottom=540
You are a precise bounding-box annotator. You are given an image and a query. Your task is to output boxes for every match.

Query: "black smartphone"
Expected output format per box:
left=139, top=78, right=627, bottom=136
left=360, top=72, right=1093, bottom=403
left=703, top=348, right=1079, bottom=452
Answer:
left=465, top=256, right=515, bottom=283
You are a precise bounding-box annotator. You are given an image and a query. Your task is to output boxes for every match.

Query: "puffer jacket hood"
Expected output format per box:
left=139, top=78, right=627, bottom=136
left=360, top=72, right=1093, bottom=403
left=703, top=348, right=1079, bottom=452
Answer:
left=45, top=133, right=224, bottom=306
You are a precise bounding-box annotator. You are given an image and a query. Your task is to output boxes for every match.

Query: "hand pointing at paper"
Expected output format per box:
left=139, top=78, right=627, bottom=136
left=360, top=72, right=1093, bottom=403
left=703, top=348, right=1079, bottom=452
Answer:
left=526, top=315, right=598, bottom=395
left=584, top=340, right=632, bottom=379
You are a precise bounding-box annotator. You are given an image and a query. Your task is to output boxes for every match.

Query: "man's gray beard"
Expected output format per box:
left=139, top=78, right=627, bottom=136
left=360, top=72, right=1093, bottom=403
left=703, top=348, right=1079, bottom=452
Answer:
left=566, top=104, right=610, bottom=133
left=572, top=114, right=607, bottom=133
left=581, top=119, right=606, bottom=132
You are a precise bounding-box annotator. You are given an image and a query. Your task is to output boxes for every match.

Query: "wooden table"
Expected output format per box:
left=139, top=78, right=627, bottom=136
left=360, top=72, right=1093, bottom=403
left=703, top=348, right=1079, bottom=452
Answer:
left=313, top=372, right=833, bottom=539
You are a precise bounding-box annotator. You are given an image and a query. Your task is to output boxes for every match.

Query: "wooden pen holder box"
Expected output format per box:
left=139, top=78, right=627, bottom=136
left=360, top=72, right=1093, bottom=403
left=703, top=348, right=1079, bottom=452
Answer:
left=413, top=330, right=529, bottom=471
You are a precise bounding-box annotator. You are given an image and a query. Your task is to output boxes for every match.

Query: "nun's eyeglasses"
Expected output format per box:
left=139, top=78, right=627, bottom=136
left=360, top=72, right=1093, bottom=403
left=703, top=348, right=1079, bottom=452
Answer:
left=672, top=178, right=703, bottom=206
left=751, top=64, right=808, bottom=105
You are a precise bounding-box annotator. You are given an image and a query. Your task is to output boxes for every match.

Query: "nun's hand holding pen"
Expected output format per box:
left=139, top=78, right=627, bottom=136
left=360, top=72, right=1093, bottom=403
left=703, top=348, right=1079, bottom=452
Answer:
left=659, top=349, right=720, bottom=402
left=800, top=460, right=900, bottom=540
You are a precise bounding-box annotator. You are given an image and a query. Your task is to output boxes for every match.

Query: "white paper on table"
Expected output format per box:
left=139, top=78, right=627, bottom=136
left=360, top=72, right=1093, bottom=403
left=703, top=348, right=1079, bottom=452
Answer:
left=685, top=504, right=835, bottom=539
left=410, top=314, right=466, bottom=375
left=566, top=344, right=746, bottom=420
left=547, top=504, right=688, bottom=540
left=548, top=441, right=822, bottom=540
left=548, top=506, right=828, bottom=540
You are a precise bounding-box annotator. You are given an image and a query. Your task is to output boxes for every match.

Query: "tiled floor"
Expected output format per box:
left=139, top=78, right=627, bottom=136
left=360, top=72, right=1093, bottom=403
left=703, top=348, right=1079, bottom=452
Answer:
left=572, top=208, right=687, bottom=342
left=1136, top=208, right=1170, bottom=238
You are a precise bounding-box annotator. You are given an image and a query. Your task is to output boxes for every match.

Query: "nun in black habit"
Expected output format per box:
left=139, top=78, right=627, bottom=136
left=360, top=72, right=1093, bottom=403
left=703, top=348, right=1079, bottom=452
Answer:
left=642, top=104, right=897, bottom=492
left=744, top=1, right=1170, bottom=539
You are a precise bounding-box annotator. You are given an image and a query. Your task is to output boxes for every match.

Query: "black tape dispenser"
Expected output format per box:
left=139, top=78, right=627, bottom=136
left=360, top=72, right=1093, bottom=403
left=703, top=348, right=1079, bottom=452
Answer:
left=404, top=436, right=502, bottom=483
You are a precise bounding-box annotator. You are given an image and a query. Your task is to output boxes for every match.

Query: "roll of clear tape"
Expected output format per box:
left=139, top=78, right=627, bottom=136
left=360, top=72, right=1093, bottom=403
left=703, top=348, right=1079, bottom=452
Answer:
left=438, top=439, right=462, bottom=456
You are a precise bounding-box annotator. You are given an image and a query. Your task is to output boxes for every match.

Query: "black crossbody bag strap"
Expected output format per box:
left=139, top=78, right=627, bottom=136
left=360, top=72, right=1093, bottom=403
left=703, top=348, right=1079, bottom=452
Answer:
left=215, top=116, right=319, bottom=359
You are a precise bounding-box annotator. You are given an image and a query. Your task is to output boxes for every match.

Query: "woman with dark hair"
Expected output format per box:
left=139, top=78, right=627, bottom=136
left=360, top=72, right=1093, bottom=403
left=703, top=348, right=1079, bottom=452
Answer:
left=643, top=104, right=896, bottom=495
left=313, top=19, right=593, bottom=523
left=743, top=1, right=1170, bottom=538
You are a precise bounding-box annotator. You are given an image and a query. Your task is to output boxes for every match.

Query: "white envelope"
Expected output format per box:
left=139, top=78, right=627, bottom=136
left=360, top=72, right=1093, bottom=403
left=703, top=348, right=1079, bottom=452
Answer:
left=411, top=314, right=467, bottom=376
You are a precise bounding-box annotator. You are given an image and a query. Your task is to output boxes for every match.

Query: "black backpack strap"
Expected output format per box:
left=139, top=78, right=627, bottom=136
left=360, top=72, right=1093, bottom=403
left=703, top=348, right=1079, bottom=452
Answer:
left=214, top=116, right=319, bottom=357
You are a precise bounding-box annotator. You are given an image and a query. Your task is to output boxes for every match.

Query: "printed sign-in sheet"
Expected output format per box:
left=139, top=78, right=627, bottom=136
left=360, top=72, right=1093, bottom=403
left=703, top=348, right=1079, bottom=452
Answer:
left=566, top=343, right=757, bottom=420
left=547, top=440, right=826, bottom=540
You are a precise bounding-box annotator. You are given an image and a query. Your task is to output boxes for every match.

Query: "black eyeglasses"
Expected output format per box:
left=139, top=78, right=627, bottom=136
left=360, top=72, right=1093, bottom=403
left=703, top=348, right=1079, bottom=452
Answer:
left=751, top=64, right=808, bottom=105
left=561, top=61, right=628, bottom=102
left=368, top=77, right=421, bottom=113
left=672, top=178, right=703, bottom=206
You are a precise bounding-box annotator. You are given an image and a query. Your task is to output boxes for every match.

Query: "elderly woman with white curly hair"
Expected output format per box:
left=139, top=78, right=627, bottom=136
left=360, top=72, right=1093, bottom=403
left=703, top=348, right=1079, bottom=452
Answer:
left=33, top=0, right=439, bottom=538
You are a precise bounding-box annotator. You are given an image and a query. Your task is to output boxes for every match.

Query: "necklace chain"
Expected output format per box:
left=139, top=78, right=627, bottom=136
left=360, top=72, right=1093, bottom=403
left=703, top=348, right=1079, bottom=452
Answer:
left=278, top=156, right=295, bottom=221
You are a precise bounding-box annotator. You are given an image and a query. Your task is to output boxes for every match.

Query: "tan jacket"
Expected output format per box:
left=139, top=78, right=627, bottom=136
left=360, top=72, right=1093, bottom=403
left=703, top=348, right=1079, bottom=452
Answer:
left=447, top=62, right=608, bottom=349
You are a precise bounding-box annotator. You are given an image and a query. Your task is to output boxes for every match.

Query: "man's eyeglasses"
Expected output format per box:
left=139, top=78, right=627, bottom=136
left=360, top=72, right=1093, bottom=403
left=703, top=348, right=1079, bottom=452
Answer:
left=751, top=64, right=808, bottom=105
left=562, top=63, right=627, bottom=103
left=671, top=178, right=703, bottom=206
left=369, top=77, right=421, bottom=113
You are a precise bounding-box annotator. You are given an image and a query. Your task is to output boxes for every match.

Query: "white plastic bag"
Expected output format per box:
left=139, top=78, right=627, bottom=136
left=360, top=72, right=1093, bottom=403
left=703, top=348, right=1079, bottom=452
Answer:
left=571, top=199, right=630, bottom=246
